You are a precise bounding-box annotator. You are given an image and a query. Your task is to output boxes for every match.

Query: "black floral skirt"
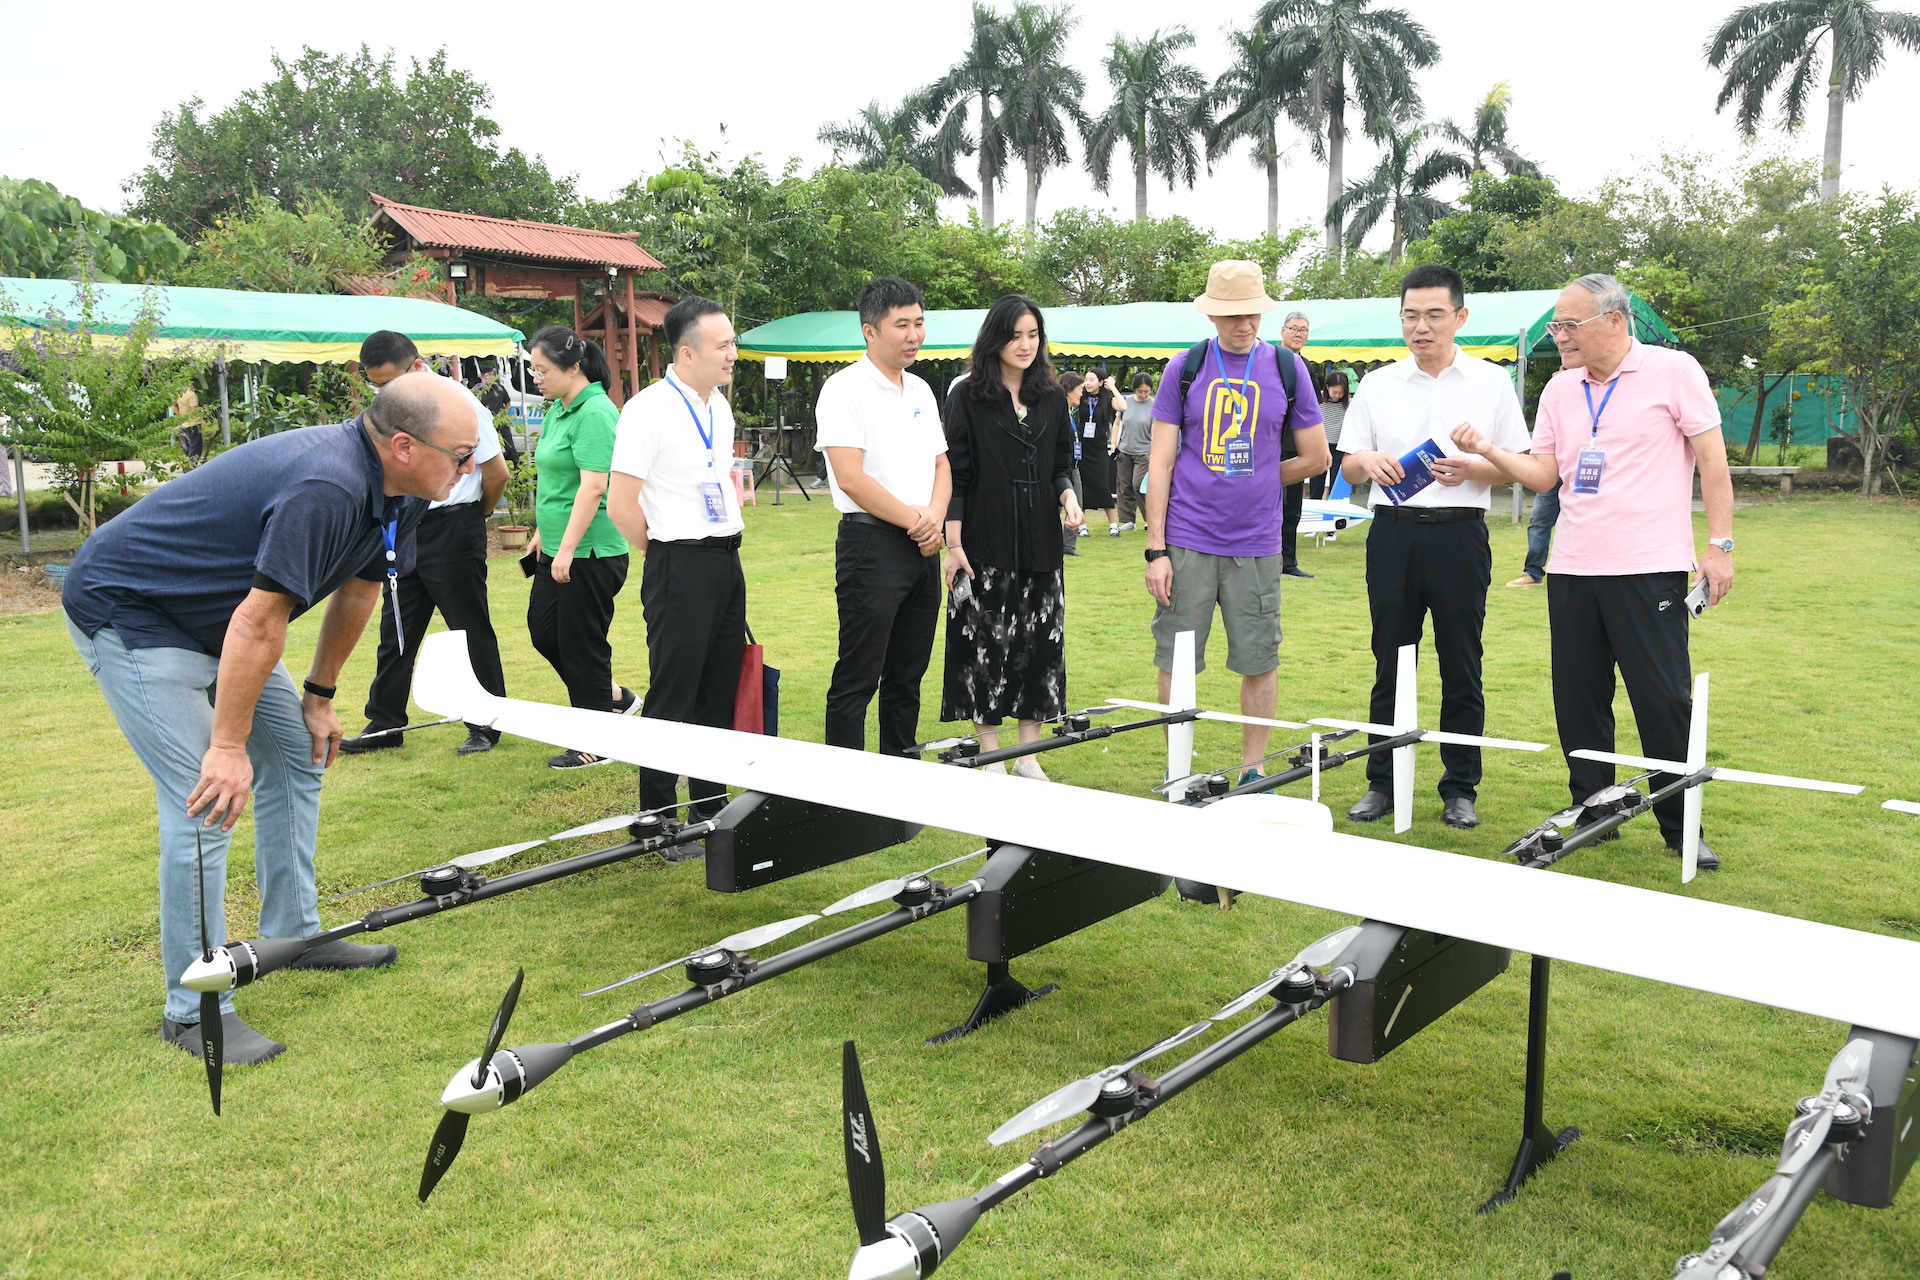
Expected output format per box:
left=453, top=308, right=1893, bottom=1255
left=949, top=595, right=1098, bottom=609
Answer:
left=941, top=565, right=1066, bottom=725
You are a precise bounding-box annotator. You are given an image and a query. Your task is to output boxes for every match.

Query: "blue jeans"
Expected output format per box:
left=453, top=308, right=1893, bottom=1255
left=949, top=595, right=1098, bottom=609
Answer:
left=1523, top=482, right=1562, bottom=580
left=65, top=616, right=324, bottom=1023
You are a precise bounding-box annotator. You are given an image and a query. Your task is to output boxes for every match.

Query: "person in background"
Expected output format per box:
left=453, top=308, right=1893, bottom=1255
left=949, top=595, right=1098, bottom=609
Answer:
left=523, top=325, right=635, bottom=770
left=940, top=297, right=1080, bottom=780
left=1059, top=377, right=1085, bottom=557
left=1075, top=368, right=1122, bottom=536
left=816, top=275, right=951, bottom=758
left=1275, top=310, right=1328, bottom=579
left=1113, top=371, right=1156, bottom=531
left=1310, top=369, right=1350, bottom=499
left=1508, top=480, right=1561, bottom=587
left=608, top=296, right=745, bottom=824
left=340, top=330, right=510, bottom=758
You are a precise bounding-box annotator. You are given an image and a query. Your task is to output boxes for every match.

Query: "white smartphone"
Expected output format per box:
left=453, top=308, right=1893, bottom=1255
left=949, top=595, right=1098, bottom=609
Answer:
left=1683, top=579, right=1709, bottom=619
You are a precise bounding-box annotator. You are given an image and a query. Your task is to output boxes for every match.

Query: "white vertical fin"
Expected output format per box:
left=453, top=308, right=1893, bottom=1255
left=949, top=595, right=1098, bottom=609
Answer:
left=1310, top=732, right=1322, bottom=804
left=1392, top=644, right=1416, bottom=834
left=1166, top=630, right=1197, bottom=802
left=1681, top=671, right=1709, bottom=884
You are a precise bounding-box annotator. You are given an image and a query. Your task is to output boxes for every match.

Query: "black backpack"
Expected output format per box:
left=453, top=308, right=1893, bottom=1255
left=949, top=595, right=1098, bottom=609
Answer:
left=1176, top=338, right=1304, bottom=459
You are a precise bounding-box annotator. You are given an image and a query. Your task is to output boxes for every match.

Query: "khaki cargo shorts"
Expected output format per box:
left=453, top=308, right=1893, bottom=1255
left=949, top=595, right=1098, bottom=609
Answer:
left=1150, top=545, right=1282, bottom=676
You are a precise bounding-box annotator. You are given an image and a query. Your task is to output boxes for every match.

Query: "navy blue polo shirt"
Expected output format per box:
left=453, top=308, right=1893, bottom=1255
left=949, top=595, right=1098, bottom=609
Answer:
left=63, top=418, right=426, bottom=657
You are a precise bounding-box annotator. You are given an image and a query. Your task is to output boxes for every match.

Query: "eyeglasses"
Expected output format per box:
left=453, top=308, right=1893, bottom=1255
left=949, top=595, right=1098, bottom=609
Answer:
left=1399, top=309, right=1459, bottom=326
left=1544, top=312, right=1618, bottom=337
left=406, top=434, right=478, bottom=467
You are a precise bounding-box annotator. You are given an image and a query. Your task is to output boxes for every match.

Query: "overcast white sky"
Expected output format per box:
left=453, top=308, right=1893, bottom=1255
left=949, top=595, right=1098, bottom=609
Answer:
left=9, top=0, right=1917, bottom=251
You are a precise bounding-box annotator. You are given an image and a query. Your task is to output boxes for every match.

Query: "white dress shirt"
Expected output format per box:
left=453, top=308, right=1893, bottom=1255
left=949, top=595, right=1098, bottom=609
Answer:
left=1339, top=349, right=1530, bottom=509
left=610, top=366, right=745, bottom=542
left=429, top=387, right=502, bottom=509
left=814, top=355, right=946, bottom=514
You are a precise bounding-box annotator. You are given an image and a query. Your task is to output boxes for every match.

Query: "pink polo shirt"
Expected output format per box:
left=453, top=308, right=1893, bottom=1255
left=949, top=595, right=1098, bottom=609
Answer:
left=1531, top=341, right=1720, bottom=576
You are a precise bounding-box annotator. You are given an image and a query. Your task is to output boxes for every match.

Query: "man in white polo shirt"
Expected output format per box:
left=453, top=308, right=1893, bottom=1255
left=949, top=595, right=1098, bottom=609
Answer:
left=1339, top=265, right=1530, bottom=830
left=608, top=296, right=745, bottom=822
left=814, top=275, right=951, bottom=757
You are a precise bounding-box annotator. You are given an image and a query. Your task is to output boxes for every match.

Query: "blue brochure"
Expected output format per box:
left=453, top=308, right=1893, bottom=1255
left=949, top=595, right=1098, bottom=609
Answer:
left=1380, top=438, right=1444, bottom=506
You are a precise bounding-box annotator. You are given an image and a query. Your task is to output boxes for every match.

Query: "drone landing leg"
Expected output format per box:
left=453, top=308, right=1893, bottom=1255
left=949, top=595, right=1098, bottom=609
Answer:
left=1478, top=955, right=1580, bottom=1214
left=927, top=962, right=1057, bottom=1046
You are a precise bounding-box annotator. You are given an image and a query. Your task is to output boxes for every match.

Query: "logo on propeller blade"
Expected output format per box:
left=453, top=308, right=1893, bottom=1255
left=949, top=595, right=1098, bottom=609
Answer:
left=849, top=1113, right=872, bottom=1164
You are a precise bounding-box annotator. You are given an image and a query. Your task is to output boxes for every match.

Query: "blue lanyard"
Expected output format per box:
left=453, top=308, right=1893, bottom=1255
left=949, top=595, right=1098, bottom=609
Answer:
left=1211, top=340, right=1254, bottom=434
left=1582, top=378, right=1617, bottom=441
left=668, top=375, right=716, bottom=470
left=381, top=514, right=405, bottom=653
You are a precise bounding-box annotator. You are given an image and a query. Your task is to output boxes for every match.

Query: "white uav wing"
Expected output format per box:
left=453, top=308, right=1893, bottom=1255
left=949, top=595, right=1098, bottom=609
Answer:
left=415, top=632, right=1920, bottom=1038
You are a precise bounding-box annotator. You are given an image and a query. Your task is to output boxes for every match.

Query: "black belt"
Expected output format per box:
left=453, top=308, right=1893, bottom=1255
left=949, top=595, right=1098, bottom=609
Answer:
left=655, top=533, right=743, bottom=549
left=841, top=512, right=905, bottom=532
left=1373, top=506, right=1484, bottom=524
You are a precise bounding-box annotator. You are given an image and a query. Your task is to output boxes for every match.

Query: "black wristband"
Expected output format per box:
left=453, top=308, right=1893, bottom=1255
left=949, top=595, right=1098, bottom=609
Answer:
left=302, top=678, right=336, bottom=700
left=1143, top=548, right=1170, bottom=563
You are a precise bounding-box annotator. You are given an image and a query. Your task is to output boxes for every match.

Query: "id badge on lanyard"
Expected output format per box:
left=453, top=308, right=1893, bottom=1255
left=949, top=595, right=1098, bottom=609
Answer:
left=1214, top=340, right=1255, bottom=478
left=672, top=378, right=729, bottom=524
left=1574, top=380, right=1616, bottom=496
left=381, top=515, right=404, bottom=652
left=699, top=481, right=728, bottom=524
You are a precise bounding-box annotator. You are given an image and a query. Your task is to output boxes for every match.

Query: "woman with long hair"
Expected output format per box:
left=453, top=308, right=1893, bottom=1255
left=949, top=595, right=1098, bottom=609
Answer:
left=940, top=296, right=1082, bottom=779
left=1073, top=367, right=1123, bottom=535
left=1311, top=368, right=1351, bottom=499
left=524, top=325, right=634, bottom=769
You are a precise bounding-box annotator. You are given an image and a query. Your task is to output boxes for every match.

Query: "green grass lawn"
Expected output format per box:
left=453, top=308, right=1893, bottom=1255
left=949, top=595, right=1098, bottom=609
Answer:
left=1, top=491, right=1916, bottom=1280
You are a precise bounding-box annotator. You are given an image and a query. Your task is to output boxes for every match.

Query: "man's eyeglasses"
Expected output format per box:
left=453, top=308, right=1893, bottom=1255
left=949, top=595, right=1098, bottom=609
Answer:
left=1399, top=309, right=1459, bottom=326
left=407, top=434, right=478, bottom=467
left=1544, top=312, right=1618, bottom=337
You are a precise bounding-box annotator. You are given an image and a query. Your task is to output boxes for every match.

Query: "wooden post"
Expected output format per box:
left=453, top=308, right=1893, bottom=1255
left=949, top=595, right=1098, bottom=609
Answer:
left=624, top=271, right=640, bottom=392
left=573, top=287, right=582, bottom=334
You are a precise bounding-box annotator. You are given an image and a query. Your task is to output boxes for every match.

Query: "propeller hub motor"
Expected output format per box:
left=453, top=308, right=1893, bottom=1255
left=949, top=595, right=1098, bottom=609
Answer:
left=420, top=866, right=465, bottom=898
left=1090, top=1075, right=1139, bottom=1118
left=951, top=740, right=980, bottom=760
left=632, top=814, right=665, bottom=839
left=894, top=876, right=935, bottom=908
left=1062, top=714, right=1090, bottom=734
left=1829, top=1099, right=1868, bottom=1144
left=1202, top=774, right=1231, bottom=798
left=1277, top=969, right=1318, bottom=1005
left=686, top=949, right=735, bottom=986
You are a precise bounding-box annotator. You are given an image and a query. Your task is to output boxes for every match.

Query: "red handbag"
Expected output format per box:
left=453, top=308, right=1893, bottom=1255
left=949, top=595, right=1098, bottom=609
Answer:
left=733, top=625, right=780, bottom=735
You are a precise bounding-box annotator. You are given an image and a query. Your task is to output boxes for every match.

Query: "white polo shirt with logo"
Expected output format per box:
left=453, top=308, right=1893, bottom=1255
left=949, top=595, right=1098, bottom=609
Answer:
left=814, top=354, right=946, bottom=514
left=1339, top=349, right=1530, bottom=509
left=610, top=366, right=745, bottom=542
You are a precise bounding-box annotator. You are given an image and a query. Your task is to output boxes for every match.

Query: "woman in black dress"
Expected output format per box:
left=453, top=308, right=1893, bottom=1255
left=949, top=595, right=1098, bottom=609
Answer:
left=1073, top=368, right=1123, bottom=536
left=941, top=296, right=1083, bottom=780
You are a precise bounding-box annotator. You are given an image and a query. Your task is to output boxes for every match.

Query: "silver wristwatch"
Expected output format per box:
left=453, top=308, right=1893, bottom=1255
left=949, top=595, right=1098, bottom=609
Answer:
left=1708, top=537, right=1734, bottom=553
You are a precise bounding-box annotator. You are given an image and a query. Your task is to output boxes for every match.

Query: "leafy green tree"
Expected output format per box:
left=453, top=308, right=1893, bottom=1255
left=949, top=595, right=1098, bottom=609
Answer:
left=926, top=3, right=1014, bottom=229
left=1419, top=172, right=1562, bottom=290
left=0, top=276, right=206, bottom=534
left=1439, top=82, right=1542, bottom=178
left=1206, top=25, right=1315, bottom=236
left=1084, top=27, right=1209, bottom=224
left=1027, top=208, right=1307, bottom=304
left=125, top=46, right=577, bottom=235
left=1281, top=245, right=1415, bottom=299
left=1767, top=189, right=1920, bottom=492
left=817, top=92, right=977, bottom=198
left=1255, top=0, right=1440, bottom=252
left=0, top=178, right=191, bottom=283
left=1328, top=117, right=1469, bottom=262
left=175, top=195, right=389, bottom=293
left=1706, top=1, right=1920, bottom=201
left=1000, top=2, right=1089, bottom=229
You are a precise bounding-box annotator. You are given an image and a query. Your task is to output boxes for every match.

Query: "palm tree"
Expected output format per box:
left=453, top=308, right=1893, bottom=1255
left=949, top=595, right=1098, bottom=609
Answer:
left=1439, top=82, right=1542, bottom=178
left=999, top=1, right=1088, bottom=229
left=1327, top=116, right=1470, bottom=262
left=927, top=3, right=1013, bottom=227
left=1083, top=27, right=1209, bottom=224
left=818, top=93, right=977, bottom=198
left=1207, top=25, right=1315, bottom=236
left=1256, top=0, right=1440, bottom=252
left=1706, top=1, right=1920, bottom=201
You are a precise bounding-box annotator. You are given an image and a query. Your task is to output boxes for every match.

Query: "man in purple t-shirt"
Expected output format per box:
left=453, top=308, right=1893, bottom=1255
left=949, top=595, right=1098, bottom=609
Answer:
left=1144, top=260, right=1328, bottom=776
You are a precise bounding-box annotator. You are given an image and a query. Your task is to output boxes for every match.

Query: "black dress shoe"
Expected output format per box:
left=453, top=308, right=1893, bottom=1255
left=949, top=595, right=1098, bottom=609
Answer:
left=161, top=1011, right=286, bottom=1065
left=1346, top=791, right=1392, bottom=822
left=456, top=727, right=499, bottom=756
left=1282, top=567, right=1316, bottom=578
left=1443, top=797, right=1479, bottom=829
left=339, top=727, right=403, bottom=754
left=1668, top=839, right=1721, bottom=871
left=287, top=939, right=398, bottom=970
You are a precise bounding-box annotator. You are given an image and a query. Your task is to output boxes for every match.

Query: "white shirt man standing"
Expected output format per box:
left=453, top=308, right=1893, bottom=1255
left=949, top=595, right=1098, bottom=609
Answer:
left=814, top=275, right=952, bottom=757
left=1454, top=272, right=1735, bottom=869
left=1339, top=264, right=1530, bottom=829
left=608, top=296, right=746, bottom=824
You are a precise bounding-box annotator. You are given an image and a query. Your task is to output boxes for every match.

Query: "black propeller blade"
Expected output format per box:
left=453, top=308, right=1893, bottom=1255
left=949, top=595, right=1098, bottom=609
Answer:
left=844, top=1041, right=888, bottom=1247
left=419, top=968, right=524, bottom=1202
left=194, top=829, right=222, bottom=1116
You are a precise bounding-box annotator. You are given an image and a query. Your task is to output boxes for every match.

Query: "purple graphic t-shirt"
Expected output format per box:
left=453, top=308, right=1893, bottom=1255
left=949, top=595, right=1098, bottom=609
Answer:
left=1151, top=340, right=1322, bottom=557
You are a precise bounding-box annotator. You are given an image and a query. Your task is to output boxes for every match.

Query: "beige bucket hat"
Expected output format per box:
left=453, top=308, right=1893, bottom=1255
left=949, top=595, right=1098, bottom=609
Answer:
left=1192, top=259, right=1279, bottom=316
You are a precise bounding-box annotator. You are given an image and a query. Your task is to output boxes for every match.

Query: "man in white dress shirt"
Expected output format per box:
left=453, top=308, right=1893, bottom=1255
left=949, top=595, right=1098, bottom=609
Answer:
left=608, top=296, right=745, bottom=822
left=1338, top=264, right=1530, bottom=829
left=814, top=275, right=951, bottom=757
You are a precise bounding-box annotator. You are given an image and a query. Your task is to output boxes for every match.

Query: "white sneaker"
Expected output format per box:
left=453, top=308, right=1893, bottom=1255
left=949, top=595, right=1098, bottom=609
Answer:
left=1012, top=755, right=1049, bottom=781
left=1075, top=525, right=1089, bottom=538
left=981, top=760, right=1007, bottom=775
left=1107, top=523, right=1120, bottom=536
left=1119, top=521, right=1135, bottom=531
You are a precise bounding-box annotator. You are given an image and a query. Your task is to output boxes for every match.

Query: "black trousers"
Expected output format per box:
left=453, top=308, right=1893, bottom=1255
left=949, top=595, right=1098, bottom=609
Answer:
left=826, top=518, right=941, bottom=758
left=1308, top=449, right=1346, bottom=500
left=526, top=550, right=628, bottom=714
left=362, top=503, right=506, bottom=732
left=638, top=540, right=747, bottom=816
left=1363, top=513, right=1492, bottom=800
left=1548, top=572, right=1693, bottom=843
left=1281, top=479, right=1304, bottom=569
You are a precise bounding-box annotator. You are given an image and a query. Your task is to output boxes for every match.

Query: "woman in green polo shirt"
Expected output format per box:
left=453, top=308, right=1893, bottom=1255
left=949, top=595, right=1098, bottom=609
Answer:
left=525, top=325, right=635, bottom=769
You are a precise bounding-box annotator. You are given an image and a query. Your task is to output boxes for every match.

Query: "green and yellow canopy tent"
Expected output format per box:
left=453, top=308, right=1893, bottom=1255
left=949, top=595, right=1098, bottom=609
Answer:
left=737, top=288, right=1678, bottom=368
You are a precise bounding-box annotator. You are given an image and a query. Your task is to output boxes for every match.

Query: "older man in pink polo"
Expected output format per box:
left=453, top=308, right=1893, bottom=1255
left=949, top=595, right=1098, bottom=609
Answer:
left=1453, top=272, right=1734, bottom=870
